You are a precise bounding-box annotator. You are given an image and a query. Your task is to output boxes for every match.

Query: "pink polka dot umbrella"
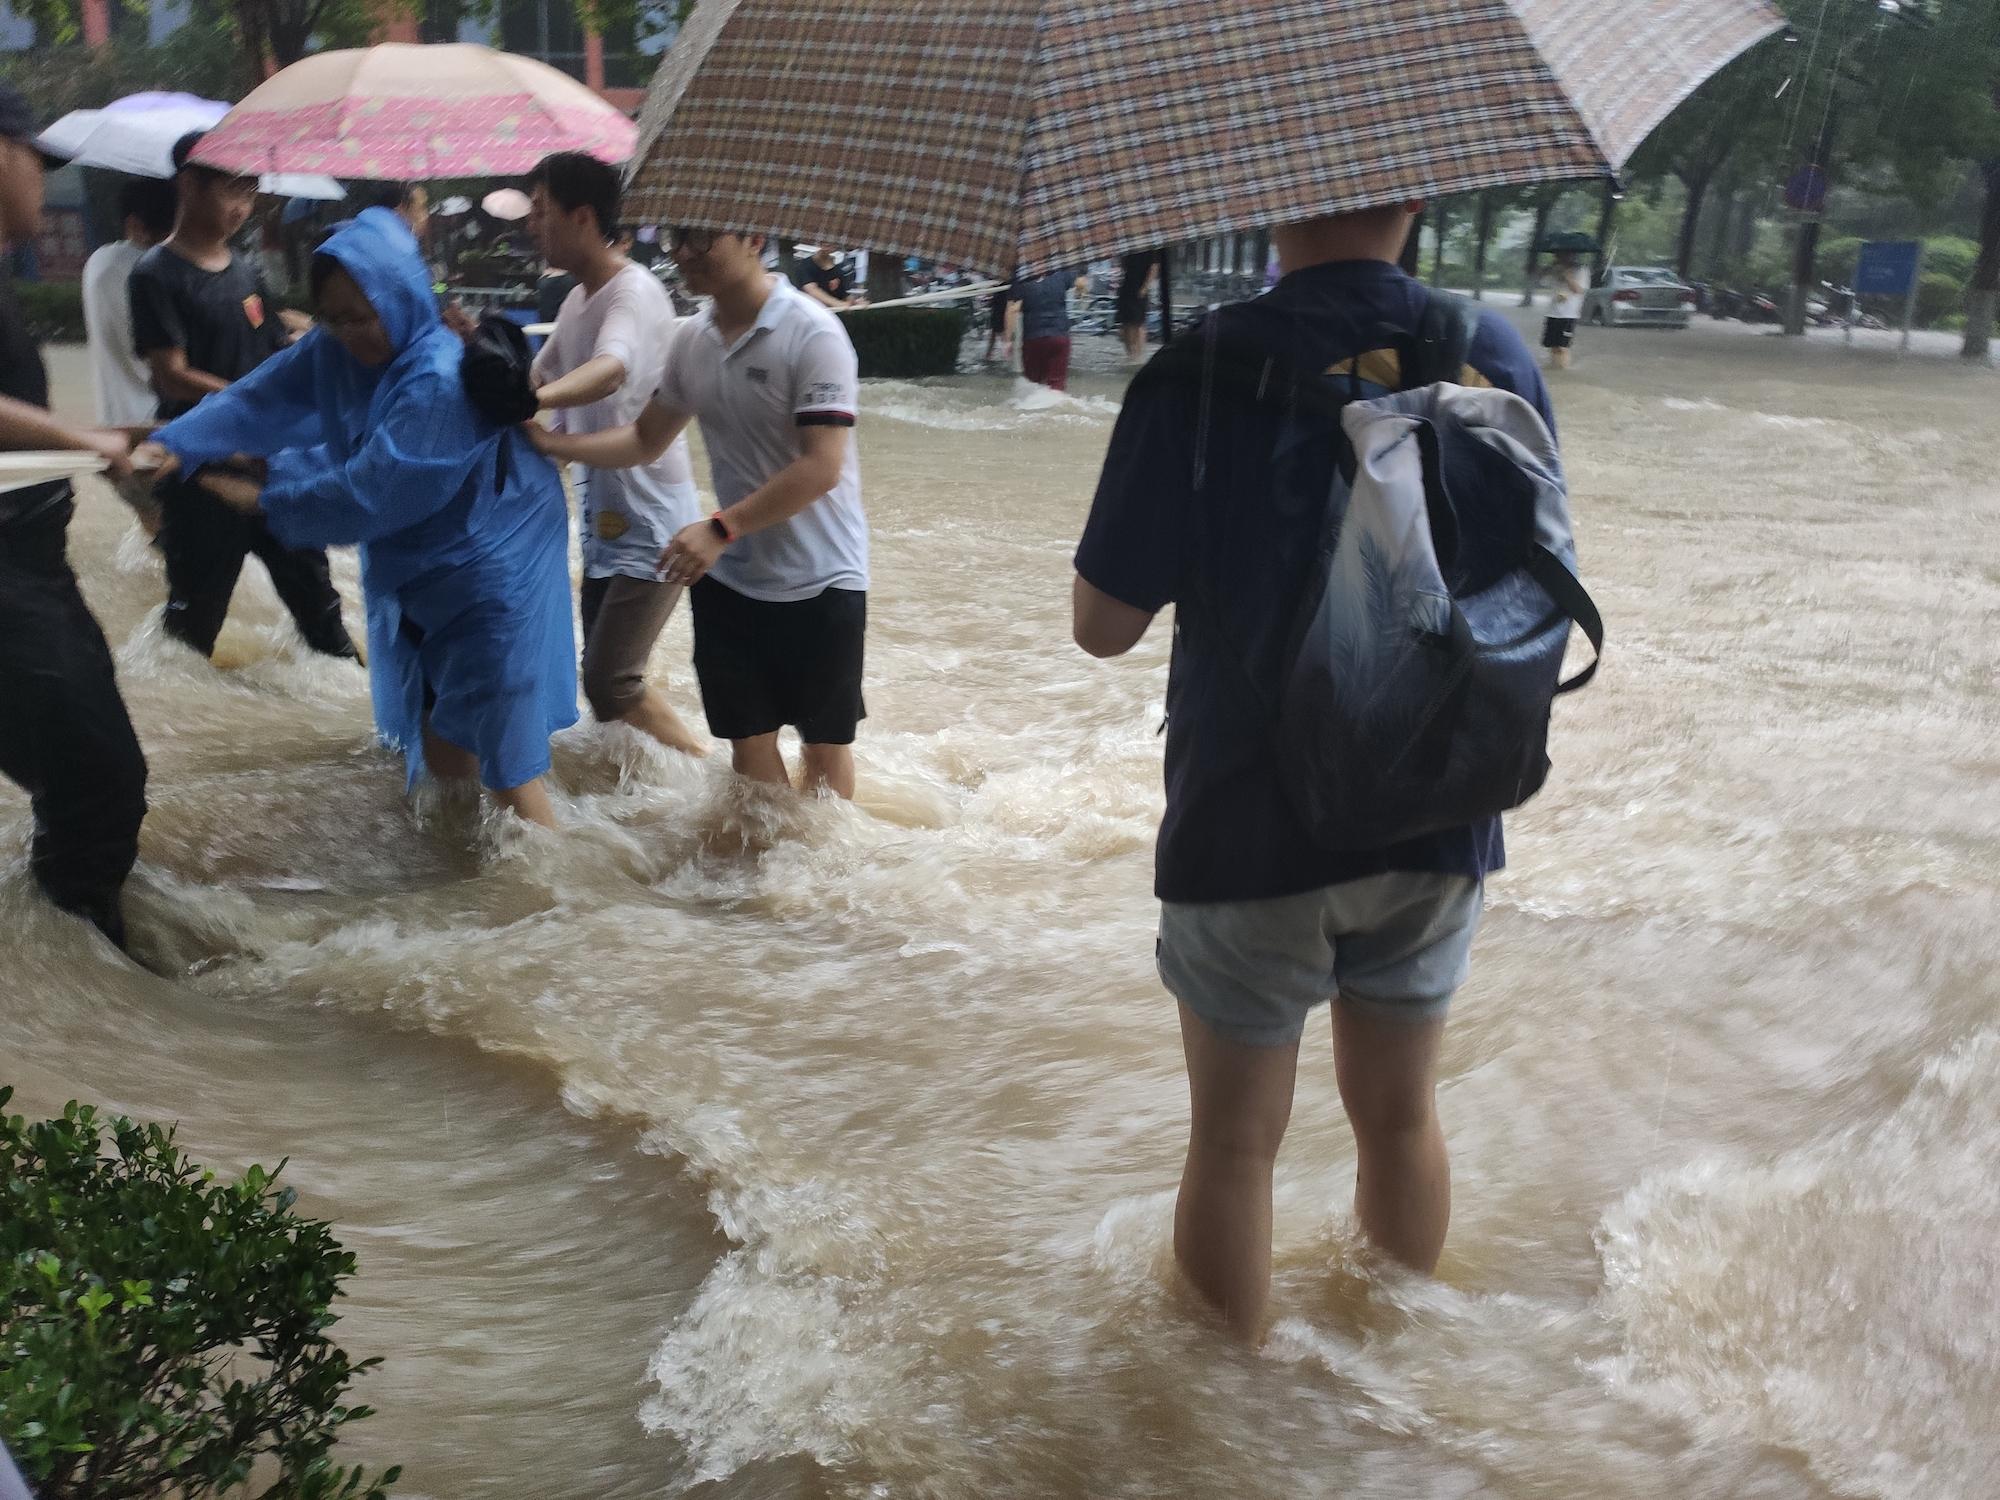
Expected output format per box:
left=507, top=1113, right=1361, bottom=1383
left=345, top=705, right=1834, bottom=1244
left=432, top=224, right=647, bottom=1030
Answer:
left=188, top=42, right=638, bottom=182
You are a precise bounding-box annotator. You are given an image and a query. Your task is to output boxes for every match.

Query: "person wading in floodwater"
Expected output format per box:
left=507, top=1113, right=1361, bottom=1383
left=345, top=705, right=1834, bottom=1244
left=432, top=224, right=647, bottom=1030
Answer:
left=0, top=83, right=149, bottom=950
left=135, top=207, right=578, bottom=828
left=526, top=151, right=707, bottom=759
left=528, top=225, right=870, bottom=800
left=129, top=132, right=357, bottom=663
left=1071, top=202, right=1558, bottom=1341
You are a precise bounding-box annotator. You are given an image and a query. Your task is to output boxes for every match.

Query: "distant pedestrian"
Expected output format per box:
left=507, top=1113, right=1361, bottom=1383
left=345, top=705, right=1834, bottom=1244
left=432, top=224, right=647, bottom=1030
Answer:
left=0, top=84, right=148, bottom=949
left=801, top=246, right=864, bottom=309
left=529, top=226, right=869, bottom=799
left=129, top=131, right=357, bottom=662
left=360, top=180, right=431, bottom=246
left=985, top=281, right=1012, bottom=363
left=1073, top=202, right=1559, bottom=1341
left=82, top=176, right=176, bottom=427
left=1116, top=249, right=1158, bottom=362
left=1007, top=265, right=1089, bottom=391
left=526, top=151, right=706, bottom=758
left=1542, top=250, right=1586, bottom=371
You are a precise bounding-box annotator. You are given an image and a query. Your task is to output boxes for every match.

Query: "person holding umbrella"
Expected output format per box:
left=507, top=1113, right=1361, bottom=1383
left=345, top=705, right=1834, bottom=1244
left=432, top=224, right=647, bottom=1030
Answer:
left=134, top=207, right=578, bottom=828
left=129, top=131, right=358, bottom=664
left=1538, top=236, right=1593, bottom=371
left=1073, top=202, right=1559, bottom=1340
left=82, top=176, right=178, bottom=429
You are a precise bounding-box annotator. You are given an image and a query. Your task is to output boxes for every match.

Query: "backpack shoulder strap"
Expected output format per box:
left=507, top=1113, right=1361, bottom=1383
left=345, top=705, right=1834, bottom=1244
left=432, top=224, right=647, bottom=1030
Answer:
left=1403, top=288, right=1475, bottom=390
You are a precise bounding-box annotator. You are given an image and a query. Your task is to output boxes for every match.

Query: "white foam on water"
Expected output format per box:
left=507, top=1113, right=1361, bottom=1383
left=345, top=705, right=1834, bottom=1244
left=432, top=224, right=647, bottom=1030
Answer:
left=1596, top=1031, right=2000, bottom=1500
left=863, top=377, right=1120, bottom=432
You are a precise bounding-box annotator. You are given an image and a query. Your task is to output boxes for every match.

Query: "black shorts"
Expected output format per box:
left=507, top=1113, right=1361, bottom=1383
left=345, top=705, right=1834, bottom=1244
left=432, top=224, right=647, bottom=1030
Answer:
left=690, top=576, right=867, bottom=745
left=1541, top=317, right=1578, bottom=350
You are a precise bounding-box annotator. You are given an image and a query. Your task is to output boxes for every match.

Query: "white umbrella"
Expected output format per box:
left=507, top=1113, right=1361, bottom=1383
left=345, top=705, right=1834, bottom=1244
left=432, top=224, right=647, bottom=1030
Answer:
left=481, top=187, right=531, bottom=221
left=39, top=91, right=344, bottom=200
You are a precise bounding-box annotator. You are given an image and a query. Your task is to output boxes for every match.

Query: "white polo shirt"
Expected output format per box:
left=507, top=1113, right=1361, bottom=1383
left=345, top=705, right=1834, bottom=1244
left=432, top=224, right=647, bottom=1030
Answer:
left=656, top=277, right=867, bottom=603
left=533, top=261, right=701, bottom=580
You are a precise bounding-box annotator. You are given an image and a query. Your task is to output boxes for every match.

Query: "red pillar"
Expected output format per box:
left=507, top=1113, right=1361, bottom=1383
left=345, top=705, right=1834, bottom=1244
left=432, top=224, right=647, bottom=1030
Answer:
left=81, top=0, right=110, bottom=48
left=584, top=29, right=606, bottom=92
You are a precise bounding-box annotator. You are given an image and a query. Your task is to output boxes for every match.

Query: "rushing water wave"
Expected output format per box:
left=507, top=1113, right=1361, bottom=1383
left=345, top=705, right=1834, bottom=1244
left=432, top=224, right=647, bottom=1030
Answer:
left=4, top=325, right=1997, bottom=1499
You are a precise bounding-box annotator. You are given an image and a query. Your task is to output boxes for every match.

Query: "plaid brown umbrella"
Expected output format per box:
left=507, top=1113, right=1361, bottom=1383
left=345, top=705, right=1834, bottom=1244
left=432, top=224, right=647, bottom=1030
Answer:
left=626, top=0, right=1782, bottom=277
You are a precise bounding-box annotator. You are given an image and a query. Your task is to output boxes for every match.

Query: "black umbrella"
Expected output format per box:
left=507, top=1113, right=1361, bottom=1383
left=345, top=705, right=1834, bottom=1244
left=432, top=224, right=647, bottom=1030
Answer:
left=1538, top=229, right=1600, bottom=255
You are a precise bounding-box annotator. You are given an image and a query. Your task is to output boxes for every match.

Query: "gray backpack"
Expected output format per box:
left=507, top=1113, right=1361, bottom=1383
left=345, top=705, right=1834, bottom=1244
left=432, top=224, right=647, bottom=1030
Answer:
left=1154, top=295, right=1602, bottom=850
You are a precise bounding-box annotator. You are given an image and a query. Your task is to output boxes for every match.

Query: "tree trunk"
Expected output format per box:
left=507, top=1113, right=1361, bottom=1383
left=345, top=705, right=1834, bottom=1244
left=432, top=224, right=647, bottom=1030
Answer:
left=1705, top=188, right=1736, bottom=278
left=1674, top=170, right=1712, bottom=282
left=1591, top=180, right=1618, bottom=284
left=867, top=253, right=906, bottom=303
left=1471, top=193, right=1498, bottom=300
left=1430, top=202, right=1450, bottom=287
left=1400, top=208, right=1425, bottom=276
left=1963, top=160, right=2000, bottom=360
left=1785, top=109, right=1837, bottom=337
left=1521, top=195, right=1554, bottom=306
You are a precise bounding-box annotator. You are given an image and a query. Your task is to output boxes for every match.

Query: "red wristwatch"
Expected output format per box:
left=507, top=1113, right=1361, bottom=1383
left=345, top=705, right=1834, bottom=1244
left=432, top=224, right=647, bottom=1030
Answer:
left=709, top=512, right=736, bottom=544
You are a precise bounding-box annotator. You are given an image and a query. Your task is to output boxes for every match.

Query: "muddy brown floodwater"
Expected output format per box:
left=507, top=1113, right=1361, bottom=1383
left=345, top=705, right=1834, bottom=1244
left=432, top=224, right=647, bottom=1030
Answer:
left=4, top=317, right=1997, bottom=1499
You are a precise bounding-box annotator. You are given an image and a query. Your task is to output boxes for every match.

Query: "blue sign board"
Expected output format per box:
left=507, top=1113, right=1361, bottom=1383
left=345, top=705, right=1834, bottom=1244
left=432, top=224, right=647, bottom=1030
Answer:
left=1855, top=241, right=1923, bottom=298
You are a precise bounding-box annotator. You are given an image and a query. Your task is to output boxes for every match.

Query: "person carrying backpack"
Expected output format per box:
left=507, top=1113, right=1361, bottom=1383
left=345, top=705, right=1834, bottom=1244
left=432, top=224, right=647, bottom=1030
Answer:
left=134, top=207, right=577, bottom=829
left=1072, top=202, right=1584, bottom=1342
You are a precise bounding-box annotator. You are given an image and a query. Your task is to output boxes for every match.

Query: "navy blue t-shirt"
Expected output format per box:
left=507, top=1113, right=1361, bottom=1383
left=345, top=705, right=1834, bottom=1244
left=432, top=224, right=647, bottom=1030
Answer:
left=1075, top=259, right=1558, bottom=904
left=1011, top=269, right=1081, bottom=341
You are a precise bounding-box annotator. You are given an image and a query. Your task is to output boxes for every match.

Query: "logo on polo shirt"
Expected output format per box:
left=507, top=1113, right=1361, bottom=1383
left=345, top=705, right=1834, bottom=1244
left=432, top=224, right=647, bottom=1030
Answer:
left=745, top=366, right=769, bottom=385
left=804, top=381, right=843, bottom=407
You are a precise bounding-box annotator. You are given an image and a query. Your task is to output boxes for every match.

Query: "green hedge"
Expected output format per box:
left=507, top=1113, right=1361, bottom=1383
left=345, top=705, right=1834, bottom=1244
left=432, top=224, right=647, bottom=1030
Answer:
left=1916, top=271, right=1965, bottom=329
left=14, top=280, right=84, bottom=343
left=0, top=1088, right=398, bottom=1499
left=837, top=305, right=967, bottom=379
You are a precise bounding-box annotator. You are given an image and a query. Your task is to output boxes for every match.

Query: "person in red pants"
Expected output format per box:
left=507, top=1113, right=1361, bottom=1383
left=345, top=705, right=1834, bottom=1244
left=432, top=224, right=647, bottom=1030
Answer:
left=1007, top=265, right=1089, bottom=391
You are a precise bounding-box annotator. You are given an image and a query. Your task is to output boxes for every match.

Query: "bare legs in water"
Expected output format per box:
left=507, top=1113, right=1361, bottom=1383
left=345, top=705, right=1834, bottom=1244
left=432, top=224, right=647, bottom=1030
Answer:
left=1173, top=1001, right=1449, bottom=1342
left=422, top=724, right=559, bottom=829
left=729, top=732, right=856, bottom=800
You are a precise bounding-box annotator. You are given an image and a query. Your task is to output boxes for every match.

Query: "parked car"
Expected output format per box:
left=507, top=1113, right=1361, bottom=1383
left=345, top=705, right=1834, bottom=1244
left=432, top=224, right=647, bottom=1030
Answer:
left=1582, top=266, right=1698, bottom=329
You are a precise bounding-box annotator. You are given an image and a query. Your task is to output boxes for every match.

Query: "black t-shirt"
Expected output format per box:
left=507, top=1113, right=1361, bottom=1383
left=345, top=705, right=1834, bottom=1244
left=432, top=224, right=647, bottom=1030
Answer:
left=1075, top=260, right=1558, bottom=903
left=0, top=276, right=69, bottom=531
left=803, top=258, right=849, bottom=300
left=128, top=245, right=284, bottom=419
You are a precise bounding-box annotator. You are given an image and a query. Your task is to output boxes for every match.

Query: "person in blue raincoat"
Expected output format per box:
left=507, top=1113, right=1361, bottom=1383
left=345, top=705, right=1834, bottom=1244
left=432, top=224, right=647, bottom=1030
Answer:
left=134, top=207, right=576, bottom=827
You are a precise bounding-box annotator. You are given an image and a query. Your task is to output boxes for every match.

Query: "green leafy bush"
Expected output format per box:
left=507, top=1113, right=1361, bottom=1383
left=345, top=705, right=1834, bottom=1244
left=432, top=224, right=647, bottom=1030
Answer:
left=837, top=306, right=968, bottom=379
left=14, top=282, right=84, bottom=344
left=1920, top=235, right=1980, bottom=285
left=0, top=1088, right=398, bottom=1500
left=1915, top=271, right=1966, bottom=329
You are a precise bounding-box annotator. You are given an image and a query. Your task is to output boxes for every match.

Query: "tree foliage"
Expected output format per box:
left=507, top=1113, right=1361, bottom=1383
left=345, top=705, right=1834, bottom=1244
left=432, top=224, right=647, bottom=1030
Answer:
left=0, top=1088, right=398, bottom=1500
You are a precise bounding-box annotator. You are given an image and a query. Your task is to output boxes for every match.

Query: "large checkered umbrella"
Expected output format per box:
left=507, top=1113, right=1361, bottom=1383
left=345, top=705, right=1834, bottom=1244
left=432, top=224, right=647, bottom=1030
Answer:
left=626, top=0, right=1782, bottom=277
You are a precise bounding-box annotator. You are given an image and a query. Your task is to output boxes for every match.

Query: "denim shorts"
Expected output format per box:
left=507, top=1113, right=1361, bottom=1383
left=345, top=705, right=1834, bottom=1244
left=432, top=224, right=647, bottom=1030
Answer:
left=1158, top=872, right=1484, bottom=1048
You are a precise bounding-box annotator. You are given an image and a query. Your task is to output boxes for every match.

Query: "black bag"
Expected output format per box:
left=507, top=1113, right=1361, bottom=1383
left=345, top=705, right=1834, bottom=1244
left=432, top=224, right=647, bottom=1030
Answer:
left=459, top=314, right=539, bottom=425
left=458, top=314, right=538, bottom=490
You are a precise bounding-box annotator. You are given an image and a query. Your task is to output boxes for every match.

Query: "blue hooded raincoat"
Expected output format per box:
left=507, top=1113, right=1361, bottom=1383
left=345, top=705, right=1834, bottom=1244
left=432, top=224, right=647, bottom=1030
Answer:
left=153, top=208, right=578, bottom=791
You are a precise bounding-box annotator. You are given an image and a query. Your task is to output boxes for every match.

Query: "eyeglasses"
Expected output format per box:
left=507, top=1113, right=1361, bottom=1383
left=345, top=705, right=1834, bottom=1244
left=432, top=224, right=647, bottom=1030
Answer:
left=668, top=226, right=720, bottom=255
